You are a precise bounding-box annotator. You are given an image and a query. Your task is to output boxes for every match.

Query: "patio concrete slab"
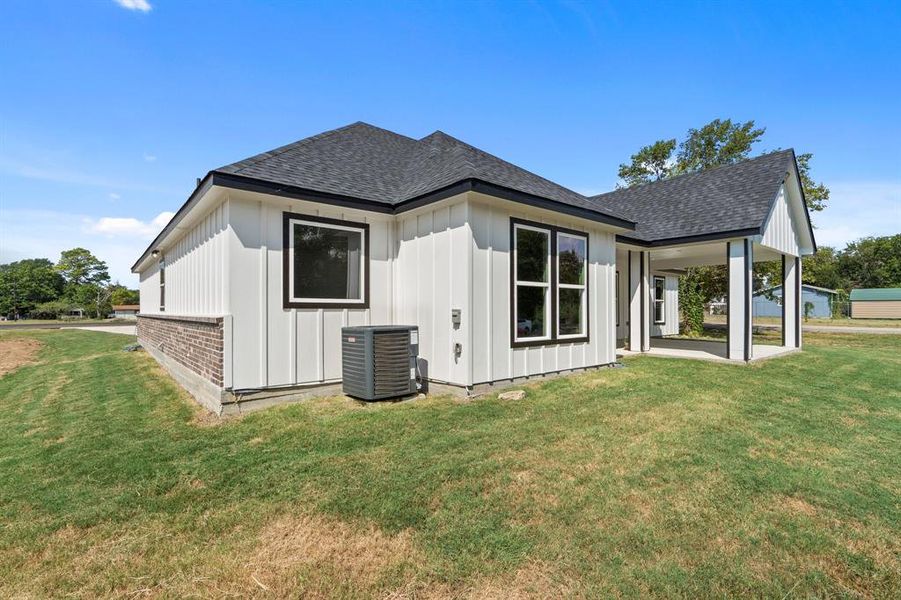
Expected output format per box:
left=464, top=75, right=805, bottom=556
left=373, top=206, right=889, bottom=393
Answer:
left=618, top=338, right=798, bottom=363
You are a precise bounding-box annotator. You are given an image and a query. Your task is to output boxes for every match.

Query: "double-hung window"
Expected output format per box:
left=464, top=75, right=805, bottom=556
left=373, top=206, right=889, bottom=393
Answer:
left=511, top=219, right=589, bottom=346
left=653, top=276, right=666, bottom=324
left=283, top=212, right=369, bottom=309
left=513, top=223, right=551, bottom=341
left=557, top=232, right=587, bottom=338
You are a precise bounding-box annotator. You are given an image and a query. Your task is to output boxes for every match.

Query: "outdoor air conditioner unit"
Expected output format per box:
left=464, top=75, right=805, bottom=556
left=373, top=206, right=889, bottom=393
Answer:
left=341, top=325, right=419, bottom=400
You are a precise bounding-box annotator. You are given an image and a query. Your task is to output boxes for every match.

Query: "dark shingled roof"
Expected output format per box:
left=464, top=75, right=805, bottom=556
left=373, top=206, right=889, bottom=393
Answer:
left=216, top=121, right=625, bottom=221
left=589, top=150, right=797, bottom=243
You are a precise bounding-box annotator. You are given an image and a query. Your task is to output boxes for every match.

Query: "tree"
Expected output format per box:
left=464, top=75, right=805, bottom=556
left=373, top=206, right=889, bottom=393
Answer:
left=0, top=258, right=65, bottom=318
left=56, top=247, right=110, bottom=289
left=617, top=139, right=677, bottom=187
left=109, top=284, right=140, bottom=306
left=837, top=234, right=901, bottom=289
left=56, top=248, right=111, bottom=318
left=796, top=153, right=829, bottom=213
left=803, top=247, right=843, bottom=290
left=676, top=118, right=766, bottom=172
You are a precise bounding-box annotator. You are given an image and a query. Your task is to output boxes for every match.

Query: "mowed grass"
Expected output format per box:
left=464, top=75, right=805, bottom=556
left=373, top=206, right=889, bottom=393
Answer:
left=0, top=330, right=899, bottom=598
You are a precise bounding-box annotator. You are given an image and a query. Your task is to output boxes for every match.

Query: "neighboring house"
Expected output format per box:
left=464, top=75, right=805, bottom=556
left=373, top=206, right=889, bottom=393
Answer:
left=111, top=304, right=140, bottom=319
left=753, top=284, right=836, bottom=319
left=132, top=122, right=816, bottom=413
left=850, top=288, right=901, bottom=319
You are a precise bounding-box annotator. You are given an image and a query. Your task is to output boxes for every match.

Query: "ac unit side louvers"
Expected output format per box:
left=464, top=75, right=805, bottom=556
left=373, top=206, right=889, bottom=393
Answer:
left=341, top=326, right=419, bottom=400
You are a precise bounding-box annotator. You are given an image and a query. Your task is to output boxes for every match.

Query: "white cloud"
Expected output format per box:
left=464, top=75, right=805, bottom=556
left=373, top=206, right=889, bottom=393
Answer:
left=143, top=153, right=157, bottom=162
left=85, top=211, right=174, bottom=239
left=0, top=209, right=156, bottom=285
left=114, top=0, right=152, bottom=12
left=109, top=192, right=121, bottom=201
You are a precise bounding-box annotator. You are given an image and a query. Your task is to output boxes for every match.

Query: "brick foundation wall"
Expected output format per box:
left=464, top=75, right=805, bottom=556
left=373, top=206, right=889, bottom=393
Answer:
left=137, top=314, right=224, bottom=387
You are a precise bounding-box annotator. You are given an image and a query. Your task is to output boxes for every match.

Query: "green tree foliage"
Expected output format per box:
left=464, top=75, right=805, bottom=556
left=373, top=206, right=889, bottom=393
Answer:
left=0, top=258, right=65, bottom=318
left=109, top=284, right=140, bottom=306
left=56, top=248, right=111, bottom=318
left=56, top=247, right=110, bottom=290
left=796, top=153, right=829, bottom=212
left=676, top=118, right=766, bottom=172
left=803, top=247, right=843, bottom=290
left=837, top=234, right=901, bottom=289
left=617, top=139, right=677, bottom=187
left=617, top=118, right=828, bottom=214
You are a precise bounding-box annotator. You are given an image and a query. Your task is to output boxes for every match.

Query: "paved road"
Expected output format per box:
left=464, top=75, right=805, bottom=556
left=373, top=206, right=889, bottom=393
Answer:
left=705, top=322, right=901, bottom=335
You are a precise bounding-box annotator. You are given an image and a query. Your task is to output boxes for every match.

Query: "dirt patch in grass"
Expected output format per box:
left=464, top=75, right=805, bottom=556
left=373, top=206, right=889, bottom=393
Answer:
left=0, top=337, right=42, bottom=377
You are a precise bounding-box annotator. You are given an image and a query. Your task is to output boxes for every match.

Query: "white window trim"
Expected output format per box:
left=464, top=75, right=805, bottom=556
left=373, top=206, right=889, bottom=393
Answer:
left=556, top=232, right=588, bottom=339
left=653, top=275, right=666, bottom=324
left=513, top=223, right=551, bottom=342
left=287, top=217, right=367, bottom=305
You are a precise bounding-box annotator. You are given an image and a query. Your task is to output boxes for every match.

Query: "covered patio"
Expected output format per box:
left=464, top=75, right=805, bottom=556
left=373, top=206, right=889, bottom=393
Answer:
left=597, top=149, right=817, bottom=364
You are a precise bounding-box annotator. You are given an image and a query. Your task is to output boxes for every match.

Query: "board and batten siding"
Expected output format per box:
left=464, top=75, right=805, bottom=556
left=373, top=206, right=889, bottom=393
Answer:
left=468, top=195, right=618, bottom=385
left=760, top=184, right=801, bottom=257
left=393, top=198, right=471, bottom=386
left=225, top=192, right=394, bottom=391
left=138, top=202, right=229, bottom=316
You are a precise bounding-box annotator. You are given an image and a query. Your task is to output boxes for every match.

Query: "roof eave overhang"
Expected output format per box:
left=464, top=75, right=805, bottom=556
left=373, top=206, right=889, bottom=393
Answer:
left=616, top=227, right=762, bottom=248
left=133, top=173, right=637, bottom=272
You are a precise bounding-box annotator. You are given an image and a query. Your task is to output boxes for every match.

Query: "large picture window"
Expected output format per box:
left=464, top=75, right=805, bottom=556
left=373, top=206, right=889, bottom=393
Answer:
left=511, top=219, right=589, bottom=346
left=653, top=276, right=666, bottom=324
left=283, top=213, right=369, bottom=308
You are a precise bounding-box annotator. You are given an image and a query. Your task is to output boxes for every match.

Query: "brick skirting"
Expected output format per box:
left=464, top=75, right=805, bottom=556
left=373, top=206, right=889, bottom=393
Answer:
left=137, top=314, right=224, bottom=387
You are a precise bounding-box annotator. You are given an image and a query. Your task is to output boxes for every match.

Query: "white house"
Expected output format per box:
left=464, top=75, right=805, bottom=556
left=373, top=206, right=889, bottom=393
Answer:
left=132, top=123, right=816, bottom=413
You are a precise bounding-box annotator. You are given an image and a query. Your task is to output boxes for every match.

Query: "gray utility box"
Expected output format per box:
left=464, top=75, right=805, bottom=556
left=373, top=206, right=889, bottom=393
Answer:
left=341, top=325, right=419, bottom=400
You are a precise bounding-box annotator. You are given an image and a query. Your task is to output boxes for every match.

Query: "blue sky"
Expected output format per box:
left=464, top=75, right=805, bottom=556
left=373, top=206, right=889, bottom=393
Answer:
left=1, top=0, right=899, bottom=284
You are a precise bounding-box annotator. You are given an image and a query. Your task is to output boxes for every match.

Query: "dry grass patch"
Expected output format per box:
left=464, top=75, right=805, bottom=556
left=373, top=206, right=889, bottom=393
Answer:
left=240, top=513, right=422, bottom=598
left=0, top=337, right=42, bottom=377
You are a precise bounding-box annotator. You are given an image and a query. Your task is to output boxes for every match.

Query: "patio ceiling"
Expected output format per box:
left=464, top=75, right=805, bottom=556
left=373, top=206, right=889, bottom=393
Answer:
left=634, top=240, right=785, bottom=270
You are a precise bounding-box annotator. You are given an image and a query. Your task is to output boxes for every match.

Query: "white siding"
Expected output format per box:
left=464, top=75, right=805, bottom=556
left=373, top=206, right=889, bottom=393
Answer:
left=760, top=185, right=801, bottom=257
left=650, top=273, right=680, bottom=337
left=138, top=202, right=229, bottom=316
left=225, top=193, right=394, bottom=391
left=138, top=259, right=161, bottom=314
left=469, top=195, right=617, bottom=385
left=393, top=198, right=470, bottom=386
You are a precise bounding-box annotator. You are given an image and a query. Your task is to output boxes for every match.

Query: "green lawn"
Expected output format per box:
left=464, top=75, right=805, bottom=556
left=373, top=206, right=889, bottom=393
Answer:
left=1, top=330, right=899, bottom=598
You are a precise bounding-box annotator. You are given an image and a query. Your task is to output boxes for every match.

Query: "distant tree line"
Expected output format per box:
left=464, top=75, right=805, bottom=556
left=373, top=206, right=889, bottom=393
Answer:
left=0, top=248, right=139, bottom=320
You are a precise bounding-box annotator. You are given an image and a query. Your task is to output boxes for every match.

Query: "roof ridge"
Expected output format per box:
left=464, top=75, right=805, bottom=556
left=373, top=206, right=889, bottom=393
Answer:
left=593, top=148, right=795, bottom=200
left=220, top=121, right=393, bottom=175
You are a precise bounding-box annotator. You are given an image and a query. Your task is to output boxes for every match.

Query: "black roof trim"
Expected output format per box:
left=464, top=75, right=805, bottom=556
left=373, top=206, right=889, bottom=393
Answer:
left=616, top=227, right=763, bottom=248
left=132, top=171, right=636, bottom=272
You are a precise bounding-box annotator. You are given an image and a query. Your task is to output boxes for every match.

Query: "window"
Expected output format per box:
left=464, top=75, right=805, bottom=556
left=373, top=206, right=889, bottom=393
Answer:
left=283, top=213, right=369, bottom=308
left=653, top=276, right=665, bottom=324
left=511, top=219, right=589, bottom=346
left=557, top=233, right=587, bottom=338
left=513, top=224, right=550, bottom=341
left=159, top=257, right=165, bottom=312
